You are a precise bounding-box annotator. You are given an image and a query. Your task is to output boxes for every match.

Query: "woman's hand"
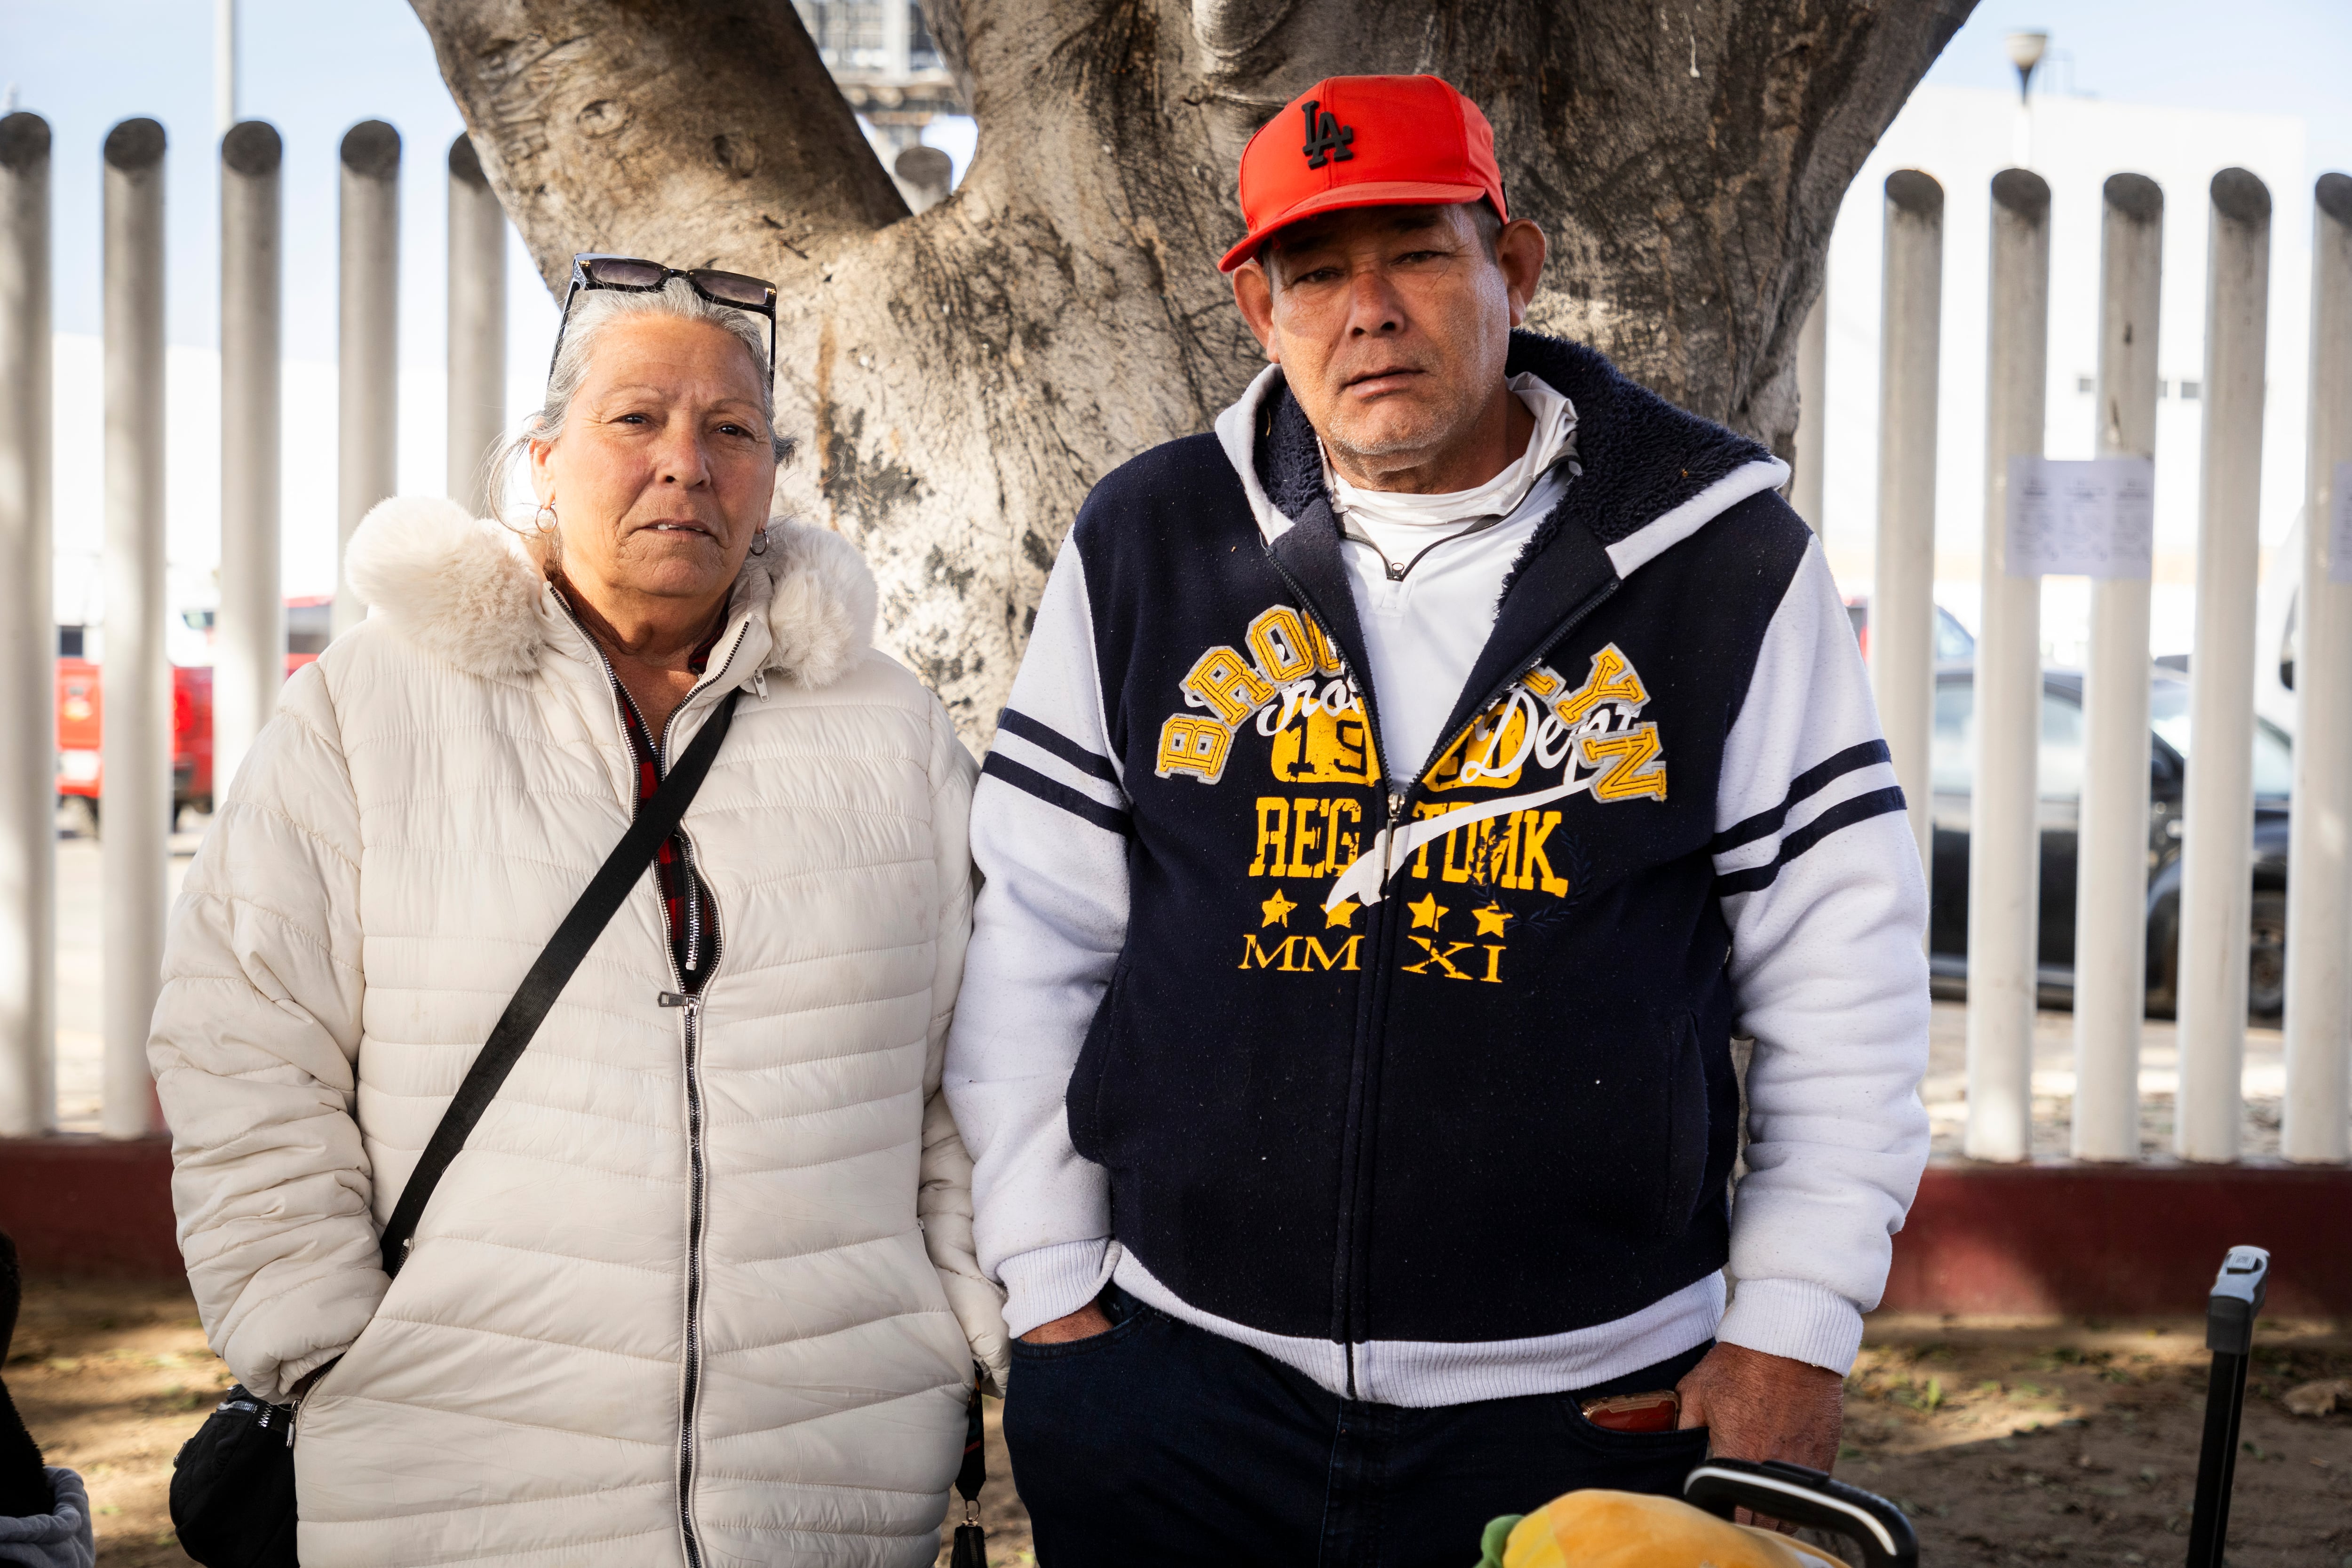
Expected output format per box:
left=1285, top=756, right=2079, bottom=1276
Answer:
left=289, top=1358, right=341, bottom=1402
left=1018, top=1302, right=1115, bottom=1345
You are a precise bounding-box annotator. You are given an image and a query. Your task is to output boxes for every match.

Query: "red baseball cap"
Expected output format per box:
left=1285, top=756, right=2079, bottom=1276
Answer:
left=1220, top=74, right=1507, bottom=274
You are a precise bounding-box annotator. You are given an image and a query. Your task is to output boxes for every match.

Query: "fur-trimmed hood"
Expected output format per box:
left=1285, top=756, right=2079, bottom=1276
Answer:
left=343, top=497, right=877, bottom=690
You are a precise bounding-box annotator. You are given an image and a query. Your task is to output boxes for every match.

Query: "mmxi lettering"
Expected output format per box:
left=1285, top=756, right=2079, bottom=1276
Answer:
left=1400, top=937, right=1475, bottom=979
left=1239, top=933, right=1364, bottom=971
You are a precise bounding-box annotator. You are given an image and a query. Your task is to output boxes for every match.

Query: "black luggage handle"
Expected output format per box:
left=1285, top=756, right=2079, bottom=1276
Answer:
left=1683, top=1458, right=1918, bottom=1568
left=2186, top=1244, right=2269, bottom=1568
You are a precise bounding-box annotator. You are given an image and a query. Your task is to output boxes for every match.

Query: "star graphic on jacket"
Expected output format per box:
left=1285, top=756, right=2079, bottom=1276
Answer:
left=1406, top=892, right=1446, bottom=930
left=1261, top=888, right=1296, bottom=927
left=1472, top=904, right=1513, bottom=938
left=1324, top=899, right=1358, bottom=929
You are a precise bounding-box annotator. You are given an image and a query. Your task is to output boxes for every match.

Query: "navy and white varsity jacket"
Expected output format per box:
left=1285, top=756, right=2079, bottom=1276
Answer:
left=944, top=332, right=1931, bottom=1407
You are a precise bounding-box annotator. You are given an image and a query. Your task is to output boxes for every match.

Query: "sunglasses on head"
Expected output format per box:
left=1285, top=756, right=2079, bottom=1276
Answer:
left=549, top=253, right=779, bottom=380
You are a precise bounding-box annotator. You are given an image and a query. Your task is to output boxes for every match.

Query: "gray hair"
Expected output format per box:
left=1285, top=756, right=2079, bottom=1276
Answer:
left=485, top=276, right=790, bottom=520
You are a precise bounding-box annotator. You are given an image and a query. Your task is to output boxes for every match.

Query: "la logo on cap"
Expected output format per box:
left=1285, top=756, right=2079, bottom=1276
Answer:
left=1300, top=100, right=1354, bottom=169
left=1222, top=75, right=1509, bottom=273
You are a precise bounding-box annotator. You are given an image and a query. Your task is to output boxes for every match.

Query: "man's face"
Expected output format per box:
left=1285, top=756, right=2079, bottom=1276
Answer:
left=1232, top=203, right=1545, bottom=478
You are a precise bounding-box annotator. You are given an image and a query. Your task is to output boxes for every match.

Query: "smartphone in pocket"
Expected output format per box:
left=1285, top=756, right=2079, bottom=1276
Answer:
left=1579, top=1389, right=1682, bottom=1433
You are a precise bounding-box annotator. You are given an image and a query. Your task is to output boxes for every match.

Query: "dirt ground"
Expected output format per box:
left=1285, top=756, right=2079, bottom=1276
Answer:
left=9, top=1283, right=2347, bottom=1567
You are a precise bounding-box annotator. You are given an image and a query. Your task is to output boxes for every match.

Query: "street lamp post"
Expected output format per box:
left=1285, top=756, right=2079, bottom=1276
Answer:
left=2006, top=31, right=2048, bottom=167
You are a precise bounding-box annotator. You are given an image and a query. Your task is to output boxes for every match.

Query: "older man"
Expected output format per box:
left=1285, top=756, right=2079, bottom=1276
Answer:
left=946, top=74, right=1929, bottom=1566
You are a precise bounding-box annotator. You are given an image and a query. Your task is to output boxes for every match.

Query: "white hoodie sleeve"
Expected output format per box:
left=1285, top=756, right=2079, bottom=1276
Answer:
left=1709, top=540, right=1932, bottom=1374
left=942, top=534, right=1131, bottom=1338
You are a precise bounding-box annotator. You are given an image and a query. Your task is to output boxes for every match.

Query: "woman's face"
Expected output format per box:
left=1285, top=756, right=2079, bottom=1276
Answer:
left=529, top=313, right=777, bottom=613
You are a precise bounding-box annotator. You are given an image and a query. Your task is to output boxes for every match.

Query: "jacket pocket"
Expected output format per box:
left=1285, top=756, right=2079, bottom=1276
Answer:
left=1063, top=952, right=1131, bottom=1162
left=1651, top=1011, right=1711, bottom=1240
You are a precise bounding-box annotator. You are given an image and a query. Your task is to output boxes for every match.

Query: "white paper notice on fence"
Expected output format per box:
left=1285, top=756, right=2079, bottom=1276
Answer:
left=2332, top=461, right=2352, bottom=585
left=2005, top=455, right=2155, bottom=579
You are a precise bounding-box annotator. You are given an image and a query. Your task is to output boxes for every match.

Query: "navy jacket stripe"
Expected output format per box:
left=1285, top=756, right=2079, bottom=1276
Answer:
left=982, top=753, right=1134, bottom=837
left=1715, top=785, right=1907, bottom=895
left=998, top=707, right=1121, bottom=785
left=1710, top=740, right=1892, bottom=854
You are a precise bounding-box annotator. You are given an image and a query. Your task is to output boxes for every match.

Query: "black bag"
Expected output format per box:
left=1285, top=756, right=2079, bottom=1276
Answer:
left=169, top=690, right=741, bottom=1568
left=951, top=1377, right=989, bottom=1568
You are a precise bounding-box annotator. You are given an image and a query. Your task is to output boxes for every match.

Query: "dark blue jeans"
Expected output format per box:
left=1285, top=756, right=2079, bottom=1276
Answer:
left=1003, top=1291, right=1713, bottom=1568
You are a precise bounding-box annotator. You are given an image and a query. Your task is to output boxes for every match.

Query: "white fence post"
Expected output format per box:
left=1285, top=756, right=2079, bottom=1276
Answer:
left=893, top=145, right=953, bottom=215
left=101, top=118, right=169, bottom=1140
left=2177, top=170, right=2273, bottom=1163
left=1966, top=169, right=2051, bottom=1163
left=0, top=113, right=54, bottom=1138
left=1792, top=287, right=1828, bottom=536
left=2072, top=174, right=2164, bottom=1162
left=446, top=135, right=504, bottom=516
left=215, top=120, right=281, bottom=796
left=2283, top=172, right=2352, bottom=1164
left=334, top=121, right=399, bottom=641
left=1875, top=170, right=1943, bottom=877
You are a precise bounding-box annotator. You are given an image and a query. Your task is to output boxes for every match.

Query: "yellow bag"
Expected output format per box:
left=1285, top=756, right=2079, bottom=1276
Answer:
left=1478, top=1489, right=1853, bottom=1568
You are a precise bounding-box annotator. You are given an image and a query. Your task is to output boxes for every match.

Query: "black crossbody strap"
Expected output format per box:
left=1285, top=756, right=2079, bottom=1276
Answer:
left=379, top=686, right=744, bottom=1278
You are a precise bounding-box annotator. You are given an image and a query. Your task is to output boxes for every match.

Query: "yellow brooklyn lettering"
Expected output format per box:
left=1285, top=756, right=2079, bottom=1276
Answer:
left=1181, top=646, right=1274, bottom=725
left=1246, top=607, right=1318, bottom=684
left=1554, top=644, right=1648, bottom=725
left=1156, top=715, right=1233, bottom=782
left=1583, top=723, right=1669, bottom=802
left=1301, top=615, right=1346, bottom=675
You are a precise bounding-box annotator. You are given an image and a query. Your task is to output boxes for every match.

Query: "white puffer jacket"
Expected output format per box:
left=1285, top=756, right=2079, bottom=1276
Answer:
left=150, top=498, right=1009, bottom=1568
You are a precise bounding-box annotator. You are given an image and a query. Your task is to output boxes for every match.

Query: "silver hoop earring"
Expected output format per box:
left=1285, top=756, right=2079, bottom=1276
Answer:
left=748, top=529, right=771, bottom=557
left=533, top=501, right=558, bottom=534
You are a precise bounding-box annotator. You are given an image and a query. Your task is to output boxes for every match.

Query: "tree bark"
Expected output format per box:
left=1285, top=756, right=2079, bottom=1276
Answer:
left=412, top=0, right=1974, bottom=741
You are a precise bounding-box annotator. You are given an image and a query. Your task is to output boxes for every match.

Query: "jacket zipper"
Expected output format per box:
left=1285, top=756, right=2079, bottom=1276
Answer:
left=559, top=597, right=745, bottom=1568
left=652, top=645, right=735, bottom=1568
left=1263, top=545, right=1617, bottom=1399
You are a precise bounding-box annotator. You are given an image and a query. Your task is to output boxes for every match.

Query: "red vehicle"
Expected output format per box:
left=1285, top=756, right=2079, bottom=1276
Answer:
left=56, top=598, right=334, bottom=826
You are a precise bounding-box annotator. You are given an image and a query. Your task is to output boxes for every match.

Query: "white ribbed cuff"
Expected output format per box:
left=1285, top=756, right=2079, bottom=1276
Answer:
left=998, top=1238, right=1117, bottom=1338
left=1716, top=1276, right=1866, bottom=1374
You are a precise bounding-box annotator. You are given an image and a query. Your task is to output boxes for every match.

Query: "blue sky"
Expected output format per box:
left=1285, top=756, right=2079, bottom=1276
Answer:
left=2, top=0, right=2347, bottom=364
left=1921, top=0, right=2352, bottom=184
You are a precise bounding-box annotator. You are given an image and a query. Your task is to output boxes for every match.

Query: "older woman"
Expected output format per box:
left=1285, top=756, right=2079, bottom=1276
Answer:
left=149, top=263, right=1007, bottom=1567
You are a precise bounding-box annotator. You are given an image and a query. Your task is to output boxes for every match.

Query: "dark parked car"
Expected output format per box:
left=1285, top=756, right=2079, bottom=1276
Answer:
left=1927, top=667, right=2292, bottom=1017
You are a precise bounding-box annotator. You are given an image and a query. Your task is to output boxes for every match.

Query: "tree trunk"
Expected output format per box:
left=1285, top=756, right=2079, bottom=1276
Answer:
left=412, top=0, right=1974, bottom=741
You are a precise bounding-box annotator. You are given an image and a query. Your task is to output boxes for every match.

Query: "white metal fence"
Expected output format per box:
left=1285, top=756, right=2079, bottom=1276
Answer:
left=0, top=114, right=2346, bottom=1169
left=0, top=113, right=505, bottom=1139
left=1865, top=165, right=2352, bottom=1166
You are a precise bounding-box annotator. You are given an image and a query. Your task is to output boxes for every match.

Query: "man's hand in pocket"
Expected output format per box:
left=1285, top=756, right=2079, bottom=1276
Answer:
left=1019, top=1302, right=1114, bottom=1345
